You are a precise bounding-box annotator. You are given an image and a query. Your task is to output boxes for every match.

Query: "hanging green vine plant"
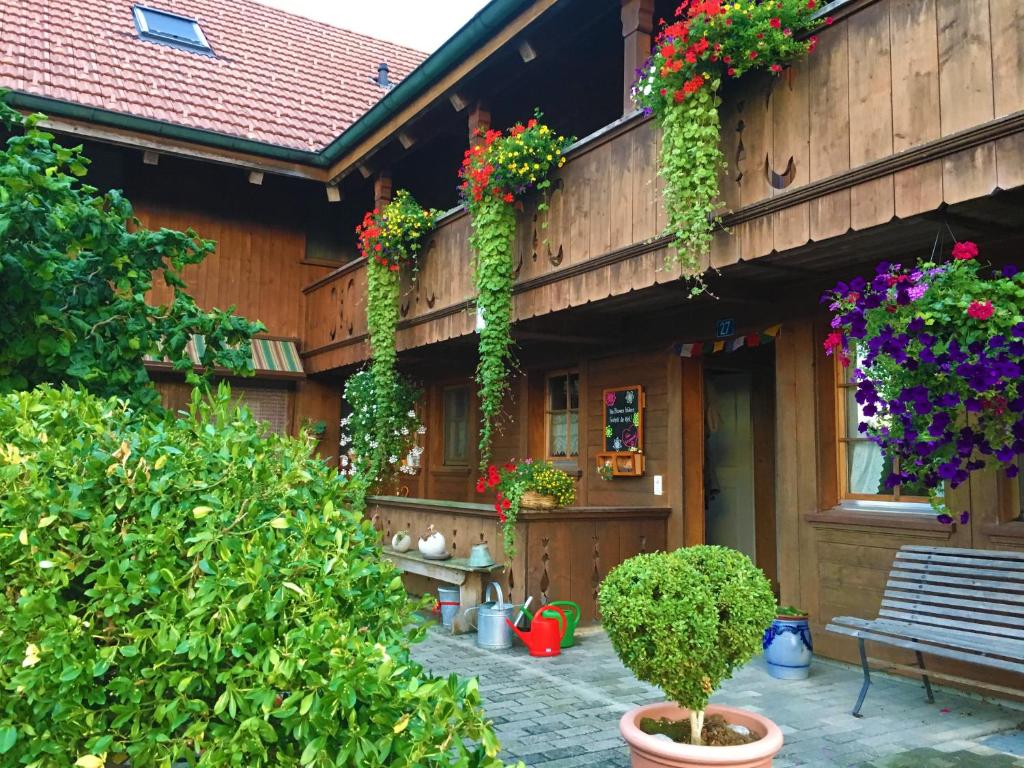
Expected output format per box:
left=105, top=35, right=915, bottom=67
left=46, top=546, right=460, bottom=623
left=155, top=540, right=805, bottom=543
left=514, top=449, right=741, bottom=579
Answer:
left=459, top=113, right=573, bottom=469
left=633, top=0, right=826, bottom=294
left=352, top=189, right=436, bottom=484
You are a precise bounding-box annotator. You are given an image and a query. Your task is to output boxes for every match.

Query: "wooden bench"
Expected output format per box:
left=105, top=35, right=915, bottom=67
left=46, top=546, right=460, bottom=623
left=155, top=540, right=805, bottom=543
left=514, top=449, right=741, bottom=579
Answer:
left=827, top=545, right=1024, bottom=716
left=381, top=546, right=504, bottom=635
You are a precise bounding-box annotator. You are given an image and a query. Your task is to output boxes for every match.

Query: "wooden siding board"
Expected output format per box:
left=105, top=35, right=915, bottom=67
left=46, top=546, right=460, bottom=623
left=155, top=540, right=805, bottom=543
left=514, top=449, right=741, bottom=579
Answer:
left=990, top=0, right=1024, bottom=118
left=848, top=2, right=896, bottom=230
left=890, top=0, right=944, bottom=217
left=937, top=0, right=996, bottom=137
left=996, top=132, right=1024, bottom=191
left=808, top=22, right=852, bottom=241
left=770, top=63, right=811, bottom=252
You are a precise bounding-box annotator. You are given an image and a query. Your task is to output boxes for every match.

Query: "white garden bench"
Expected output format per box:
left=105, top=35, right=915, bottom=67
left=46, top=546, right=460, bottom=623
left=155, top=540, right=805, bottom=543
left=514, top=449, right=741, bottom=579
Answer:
left=827, top=545, right=1024, bottom=716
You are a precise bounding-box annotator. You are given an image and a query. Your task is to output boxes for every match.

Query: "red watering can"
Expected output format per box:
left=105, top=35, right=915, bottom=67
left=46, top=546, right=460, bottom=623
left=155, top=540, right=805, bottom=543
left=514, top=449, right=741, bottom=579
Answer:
left=506, top=603, right=567, bottom=657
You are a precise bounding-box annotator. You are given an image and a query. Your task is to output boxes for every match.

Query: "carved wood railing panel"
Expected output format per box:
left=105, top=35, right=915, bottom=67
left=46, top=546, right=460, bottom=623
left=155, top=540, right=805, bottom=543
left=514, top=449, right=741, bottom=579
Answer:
left=366, top=497, right=669, bottom=623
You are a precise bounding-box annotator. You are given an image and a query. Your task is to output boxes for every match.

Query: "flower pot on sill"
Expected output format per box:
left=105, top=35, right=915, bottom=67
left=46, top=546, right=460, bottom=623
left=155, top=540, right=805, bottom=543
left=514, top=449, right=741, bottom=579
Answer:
left=520, top=490, right=557, bottom=509
left=619, top=703, right=783, bottom=768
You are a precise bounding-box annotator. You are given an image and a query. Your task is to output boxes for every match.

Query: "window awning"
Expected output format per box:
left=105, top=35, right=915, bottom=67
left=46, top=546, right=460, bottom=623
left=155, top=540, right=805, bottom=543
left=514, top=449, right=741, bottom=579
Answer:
left=145, top=335, right=305, bottom=379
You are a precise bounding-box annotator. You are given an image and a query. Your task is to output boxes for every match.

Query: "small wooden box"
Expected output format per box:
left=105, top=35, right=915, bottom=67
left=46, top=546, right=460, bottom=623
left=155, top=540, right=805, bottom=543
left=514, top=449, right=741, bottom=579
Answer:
left=597, top=451, right=645, bottom=477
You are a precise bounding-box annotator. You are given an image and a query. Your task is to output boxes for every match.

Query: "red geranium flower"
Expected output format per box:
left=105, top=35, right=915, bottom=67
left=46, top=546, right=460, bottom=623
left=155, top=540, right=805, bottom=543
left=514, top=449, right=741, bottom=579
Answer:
left=967, top=300, right=994, bottom=320
left=771, top=64, right=783, bottom=73
left=823, top=331, right=843, bottom=355
left=769, top=17, right=781, bottom=28
left=748, top=50, right=758, bottom=60
left=952, top=241, right=979, bottom=260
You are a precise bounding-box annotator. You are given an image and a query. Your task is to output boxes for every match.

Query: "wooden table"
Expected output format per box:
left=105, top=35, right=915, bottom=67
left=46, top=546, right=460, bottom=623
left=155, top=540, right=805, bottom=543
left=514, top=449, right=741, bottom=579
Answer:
left=381, top=546, right=505, bottom=634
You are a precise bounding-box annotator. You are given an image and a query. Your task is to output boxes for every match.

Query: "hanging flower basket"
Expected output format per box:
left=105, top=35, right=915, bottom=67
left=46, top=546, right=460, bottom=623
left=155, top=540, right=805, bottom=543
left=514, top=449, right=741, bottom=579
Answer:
left=632, top=0, right=826, bottom=292
left=476, top=459, right=576, bottom=558
left=520, top=490, right=558, bottom=509
left=824, top=240, right=1024, bottom=523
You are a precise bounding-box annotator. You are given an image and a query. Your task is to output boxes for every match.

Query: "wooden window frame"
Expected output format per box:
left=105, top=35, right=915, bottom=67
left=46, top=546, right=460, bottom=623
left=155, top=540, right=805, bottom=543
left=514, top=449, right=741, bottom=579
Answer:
left=441, top=384, right=471, bottom=467
left=834, top=353, right=928, bottom=504
left=544, top=370, right=580, bottom=461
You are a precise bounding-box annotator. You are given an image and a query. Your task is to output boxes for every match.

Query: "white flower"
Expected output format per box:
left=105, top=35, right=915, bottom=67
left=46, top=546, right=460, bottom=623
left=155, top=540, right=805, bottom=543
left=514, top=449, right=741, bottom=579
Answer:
left=407, top=410, right=416, bottom=418
left=340, top=456, right=349, bottom=467
left=413, top=446, right=424, bottom=456
left=642, top=85, right=652, bottom=96
left=388, top=455, right=398, bottom=464
left=400, top=427, right=409, bottom=436
left=22, top=643, right=40, bottom=667
left=416, top=426, right=427, bottom=435
left=38, top=560, right=54, bottom=569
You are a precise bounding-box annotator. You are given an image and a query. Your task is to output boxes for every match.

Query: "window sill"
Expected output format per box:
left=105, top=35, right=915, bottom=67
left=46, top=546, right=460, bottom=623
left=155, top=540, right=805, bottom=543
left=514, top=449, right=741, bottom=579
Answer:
left=431, top=466, right=471, bottom=475
left=806, top=507, right=950, bottom=532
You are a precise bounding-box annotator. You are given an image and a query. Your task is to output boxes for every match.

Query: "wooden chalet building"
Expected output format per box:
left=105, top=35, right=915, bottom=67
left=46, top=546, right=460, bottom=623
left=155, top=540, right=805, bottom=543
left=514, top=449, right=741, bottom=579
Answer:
left=6, top=0, right=1024, bottom=690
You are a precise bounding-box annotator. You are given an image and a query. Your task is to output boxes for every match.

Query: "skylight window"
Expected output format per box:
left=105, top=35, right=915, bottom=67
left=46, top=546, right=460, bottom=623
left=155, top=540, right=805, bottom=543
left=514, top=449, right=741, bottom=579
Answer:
left=132, top=5, right=213, bottom=55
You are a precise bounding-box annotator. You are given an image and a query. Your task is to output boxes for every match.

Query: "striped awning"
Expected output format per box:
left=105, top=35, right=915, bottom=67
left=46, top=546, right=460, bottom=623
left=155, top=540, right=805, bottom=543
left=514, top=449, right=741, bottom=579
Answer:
left=145, top=335, right=304, bottom=379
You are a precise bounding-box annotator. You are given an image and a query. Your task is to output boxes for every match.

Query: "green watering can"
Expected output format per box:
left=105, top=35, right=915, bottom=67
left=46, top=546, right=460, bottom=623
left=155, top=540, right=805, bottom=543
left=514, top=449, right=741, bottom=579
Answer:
left=525, top=601, right=581, bottom=648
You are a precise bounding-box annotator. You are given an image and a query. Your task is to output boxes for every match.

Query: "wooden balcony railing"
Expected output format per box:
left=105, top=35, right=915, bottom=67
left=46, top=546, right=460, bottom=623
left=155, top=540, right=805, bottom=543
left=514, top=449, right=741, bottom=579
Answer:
left=302, top=0, right=1024, bottom=373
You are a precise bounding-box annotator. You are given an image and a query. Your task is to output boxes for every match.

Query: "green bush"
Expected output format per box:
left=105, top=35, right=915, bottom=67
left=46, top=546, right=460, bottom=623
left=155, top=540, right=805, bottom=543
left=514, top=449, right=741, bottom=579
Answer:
left=0, top=385, right=505, bottom=767
left=598, top=546, right=775, bottom=743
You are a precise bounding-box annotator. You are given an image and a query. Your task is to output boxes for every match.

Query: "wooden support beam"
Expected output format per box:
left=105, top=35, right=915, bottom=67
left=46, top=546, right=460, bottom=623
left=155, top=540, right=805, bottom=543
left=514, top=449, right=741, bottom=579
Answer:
left=325, top=184, right=342, bottom=203
left=468, top=102, right=491, bottom=147
left=517, top=40, right=537, bottom=63
left=620, top=0, right=654, bottom=115
left=398, top=131, right=416, bottom=150
left=374, top=171, right=393, bottom=209
left=357, top=163, right=373, bottom=179
left=247, top=170, right=264, bottom=185
left=142, top=149, right=160, bottom=165
left=449, top=92, right=470, bottom=112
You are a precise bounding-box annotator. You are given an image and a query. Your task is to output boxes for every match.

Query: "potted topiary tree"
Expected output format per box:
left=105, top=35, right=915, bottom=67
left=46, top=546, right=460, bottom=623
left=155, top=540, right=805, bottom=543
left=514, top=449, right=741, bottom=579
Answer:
left=599, top=546, right=781, bottom=768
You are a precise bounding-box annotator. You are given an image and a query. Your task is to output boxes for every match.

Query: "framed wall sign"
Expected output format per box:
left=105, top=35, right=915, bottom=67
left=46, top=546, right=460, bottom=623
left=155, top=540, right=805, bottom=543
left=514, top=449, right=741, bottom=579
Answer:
left=598, top=385, right=645, bottom=477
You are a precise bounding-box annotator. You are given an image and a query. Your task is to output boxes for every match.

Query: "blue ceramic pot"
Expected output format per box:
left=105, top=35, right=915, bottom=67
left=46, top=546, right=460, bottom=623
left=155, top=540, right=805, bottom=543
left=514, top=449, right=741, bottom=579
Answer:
left=763, top=615, right=813, bottom=679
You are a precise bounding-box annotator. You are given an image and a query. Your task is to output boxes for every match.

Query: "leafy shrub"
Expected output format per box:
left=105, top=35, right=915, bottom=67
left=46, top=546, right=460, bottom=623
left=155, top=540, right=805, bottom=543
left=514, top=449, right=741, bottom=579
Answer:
left=0, top=97, right=262, bottom=408
left=599, top=546, right=775, bottom=744
left=0, top=385, right=505, bottom=767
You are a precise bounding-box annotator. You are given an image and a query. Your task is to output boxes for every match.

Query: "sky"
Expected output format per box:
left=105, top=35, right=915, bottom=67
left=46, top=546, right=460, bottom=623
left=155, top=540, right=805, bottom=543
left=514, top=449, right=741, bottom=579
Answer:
left=256, top=0, right=491, bottom=52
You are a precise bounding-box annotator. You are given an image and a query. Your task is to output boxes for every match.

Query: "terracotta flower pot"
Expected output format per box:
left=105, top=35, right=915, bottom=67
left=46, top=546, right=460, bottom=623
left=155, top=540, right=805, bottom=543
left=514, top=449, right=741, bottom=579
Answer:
left=619, top=703, right=783, bottom=768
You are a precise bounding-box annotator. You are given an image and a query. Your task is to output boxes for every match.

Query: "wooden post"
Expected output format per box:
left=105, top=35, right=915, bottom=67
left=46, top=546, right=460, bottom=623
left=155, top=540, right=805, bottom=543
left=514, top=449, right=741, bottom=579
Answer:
left=620, top=0, right=654, bottom=115
left=680, top=357, right=705, bottom=547
left=468, top=102, right=491, bottom=147
left=373, top=171, right=392, bottom=209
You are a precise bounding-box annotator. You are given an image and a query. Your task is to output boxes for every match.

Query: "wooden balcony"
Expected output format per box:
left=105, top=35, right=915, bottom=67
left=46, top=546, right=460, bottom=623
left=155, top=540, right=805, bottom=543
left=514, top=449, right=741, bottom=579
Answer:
left=302, top=0, right=1024, bottom=374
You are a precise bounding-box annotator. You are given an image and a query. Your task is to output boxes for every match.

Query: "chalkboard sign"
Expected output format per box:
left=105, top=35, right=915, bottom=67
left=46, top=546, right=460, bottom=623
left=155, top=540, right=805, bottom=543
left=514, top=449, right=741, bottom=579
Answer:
left=603, top=386, right=644, bottom=453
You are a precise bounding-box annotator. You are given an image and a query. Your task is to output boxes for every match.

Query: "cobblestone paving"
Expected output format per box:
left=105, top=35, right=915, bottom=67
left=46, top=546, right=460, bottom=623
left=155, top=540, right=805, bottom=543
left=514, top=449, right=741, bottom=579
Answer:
left=412, top=626, right=1024, bottom=768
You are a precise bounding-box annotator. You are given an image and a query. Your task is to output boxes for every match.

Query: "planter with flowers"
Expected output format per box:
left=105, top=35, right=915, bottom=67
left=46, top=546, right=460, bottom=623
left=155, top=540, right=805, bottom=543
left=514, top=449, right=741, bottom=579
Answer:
left=476, top=459, right=576, bottom=559
left=824, top=241, right=1024, bottom=523
left=600, top=546, right=780, bottom=767
left=633, top=0, right=826, bottom=293
left=351, top=189, right=436, bottom=486
left=459, top=114, right=573, bottom=468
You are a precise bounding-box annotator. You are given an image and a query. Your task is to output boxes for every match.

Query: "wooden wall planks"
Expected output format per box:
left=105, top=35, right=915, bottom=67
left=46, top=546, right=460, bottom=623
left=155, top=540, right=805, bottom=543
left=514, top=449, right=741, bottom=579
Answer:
left=137, top=203, right=331, bottom=340
left=302, top=0, right=1024, bottom=374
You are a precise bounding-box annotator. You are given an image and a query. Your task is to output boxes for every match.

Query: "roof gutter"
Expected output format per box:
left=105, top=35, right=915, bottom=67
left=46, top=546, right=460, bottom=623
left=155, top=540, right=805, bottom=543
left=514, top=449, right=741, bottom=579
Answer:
left=317, top=0, right=535, bottom=167
left=4, top=91, right=328, bottom=167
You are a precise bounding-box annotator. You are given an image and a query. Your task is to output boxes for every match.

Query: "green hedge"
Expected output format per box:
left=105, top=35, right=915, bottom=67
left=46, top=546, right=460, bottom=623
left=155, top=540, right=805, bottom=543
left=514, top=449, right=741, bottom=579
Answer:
left=0, top=386, right=506, bottom=767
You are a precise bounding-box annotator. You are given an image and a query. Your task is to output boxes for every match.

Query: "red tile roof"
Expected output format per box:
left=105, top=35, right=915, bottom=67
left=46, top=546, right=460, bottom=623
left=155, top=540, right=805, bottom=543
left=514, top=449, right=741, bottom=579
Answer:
left=0, top=0, right=428, bottom=151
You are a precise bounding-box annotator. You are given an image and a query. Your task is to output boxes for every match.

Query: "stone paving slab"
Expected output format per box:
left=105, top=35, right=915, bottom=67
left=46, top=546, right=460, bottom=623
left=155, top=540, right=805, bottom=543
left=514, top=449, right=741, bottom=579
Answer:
left=411, top=625, right=1023, bottom=767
